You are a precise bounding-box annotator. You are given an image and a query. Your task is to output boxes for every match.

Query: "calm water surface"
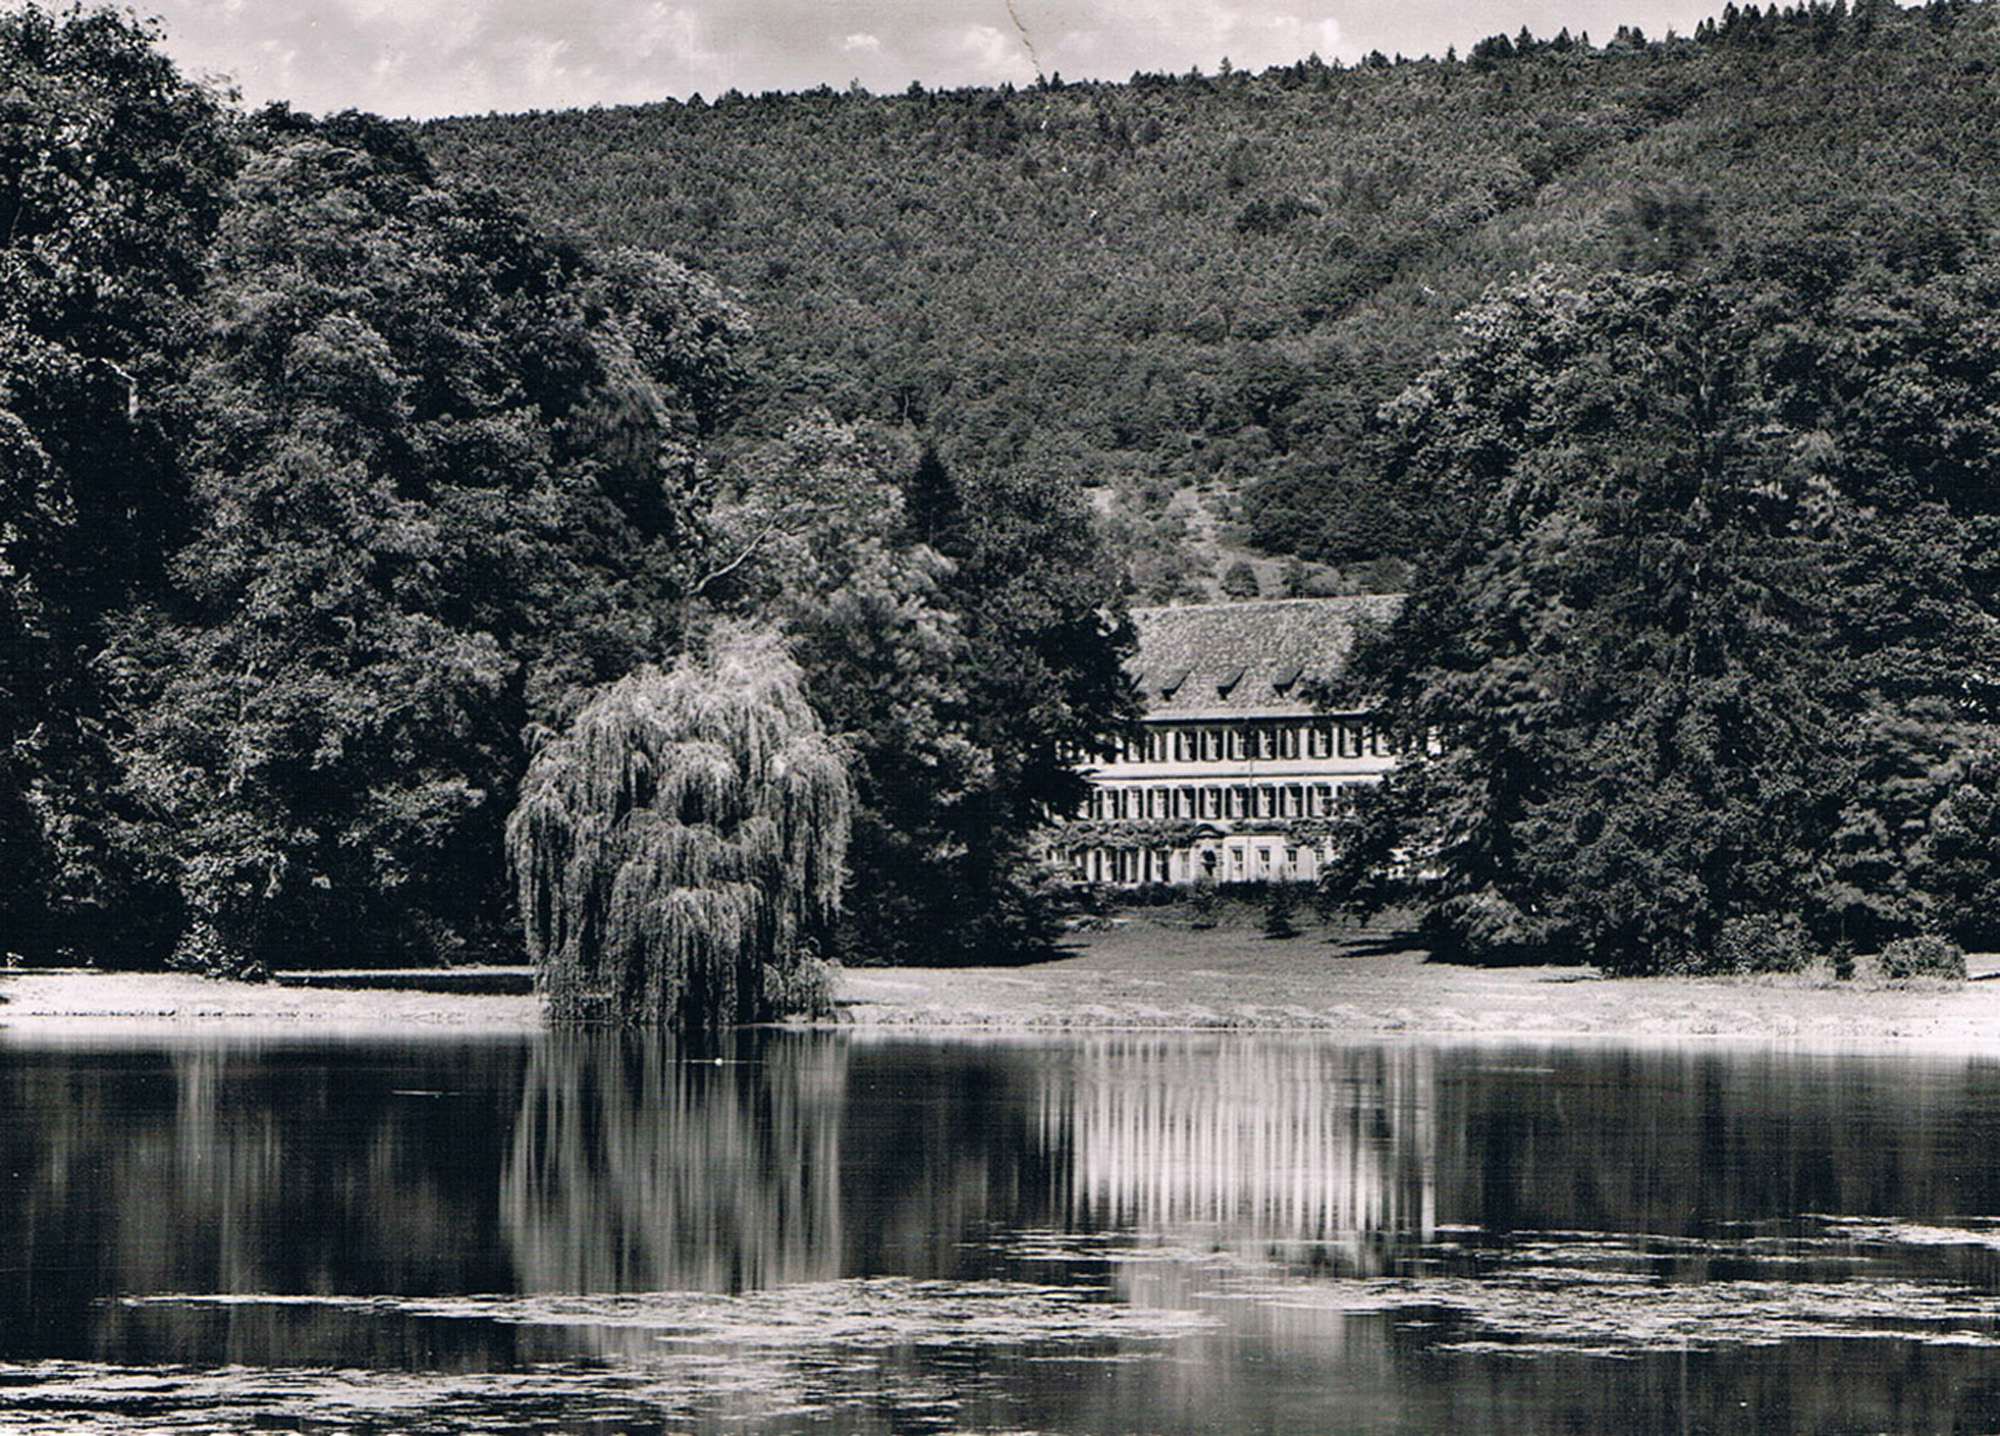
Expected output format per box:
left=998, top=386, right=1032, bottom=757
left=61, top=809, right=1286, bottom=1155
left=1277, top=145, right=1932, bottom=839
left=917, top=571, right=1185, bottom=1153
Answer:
left=5, top=1029, right=2000, bottom=1432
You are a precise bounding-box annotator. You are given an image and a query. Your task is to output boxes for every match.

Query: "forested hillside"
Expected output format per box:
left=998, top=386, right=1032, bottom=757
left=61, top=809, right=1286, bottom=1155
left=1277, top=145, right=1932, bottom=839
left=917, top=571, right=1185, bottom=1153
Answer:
left=422, top=0, right=2000, bottom=596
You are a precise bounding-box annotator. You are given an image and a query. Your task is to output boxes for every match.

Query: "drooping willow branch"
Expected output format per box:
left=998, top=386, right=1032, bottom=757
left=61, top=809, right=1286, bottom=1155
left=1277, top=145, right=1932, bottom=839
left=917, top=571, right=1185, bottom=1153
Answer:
left=507, top=626, right=852, bottom=1029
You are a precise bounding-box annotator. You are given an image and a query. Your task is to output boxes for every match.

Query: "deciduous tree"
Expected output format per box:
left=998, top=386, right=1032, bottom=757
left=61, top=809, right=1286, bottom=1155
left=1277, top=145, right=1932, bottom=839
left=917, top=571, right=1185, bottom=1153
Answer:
left=507, top=626, right=851, bottom=1028
left=0, top=4, right=235, bottom=961
left=1334, top=268, right=2000, bottom=973
left=109, top=111, right=741, bottom=971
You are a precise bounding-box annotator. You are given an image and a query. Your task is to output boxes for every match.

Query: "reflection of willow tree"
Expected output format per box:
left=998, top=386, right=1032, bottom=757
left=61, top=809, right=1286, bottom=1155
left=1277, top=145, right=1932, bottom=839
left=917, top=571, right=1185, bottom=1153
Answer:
left=502, top=1033, right=847, bottom=1293
left=508, top=627, right=852, bottom=1028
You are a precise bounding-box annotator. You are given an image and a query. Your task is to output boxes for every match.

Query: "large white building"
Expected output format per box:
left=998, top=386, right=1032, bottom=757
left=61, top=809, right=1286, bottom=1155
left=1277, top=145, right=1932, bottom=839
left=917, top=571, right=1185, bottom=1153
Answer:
left=1060, top=595, right=1403, bottom=887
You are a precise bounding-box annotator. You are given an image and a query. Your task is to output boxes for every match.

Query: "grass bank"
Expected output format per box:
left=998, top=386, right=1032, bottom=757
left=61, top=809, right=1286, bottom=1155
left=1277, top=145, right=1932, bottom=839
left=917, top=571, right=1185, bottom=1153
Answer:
left=0, top=968, right=542, bottom=1038
left=840, top=909, right=2000, bottom=1049
left=4, top=908, right=1998, bottom=1047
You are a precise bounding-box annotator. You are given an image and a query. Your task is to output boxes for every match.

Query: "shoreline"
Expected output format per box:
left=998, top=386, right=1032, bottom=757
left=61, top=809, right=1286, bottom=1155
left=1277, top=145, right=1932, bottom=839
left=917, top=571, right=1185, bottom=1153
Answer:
left=3, top=918, right=1998, bottom=1049
left=0, top=969, right=545, bottom=1039
left=834, top=921, right=2000, bottom=1051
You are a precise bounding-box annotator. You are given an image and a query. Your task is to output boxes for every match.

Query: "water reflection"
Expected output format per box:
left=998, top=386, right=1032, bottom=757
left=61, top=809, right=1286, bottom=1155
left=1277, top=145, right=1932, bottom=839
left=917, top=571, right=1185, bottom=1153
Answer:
left=0, top=1040, right=525, bottom=1365
left=503, top=1034, right=846, bottom=1294
left=1438, top=1047, right=2000, bottom=1241
left=7, top=1030, right=2000, bottom=1432
left=1045, top=1037, right=1436, bottom=1269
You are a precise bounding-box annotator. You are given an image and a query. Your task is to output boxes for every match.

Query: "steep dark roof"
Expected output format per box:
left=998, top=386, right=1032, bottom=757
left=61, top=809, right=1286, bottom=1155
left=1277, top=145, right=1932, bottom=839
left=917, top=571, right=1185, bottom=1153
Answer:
left=1128, top=596, right=1402, bottom=720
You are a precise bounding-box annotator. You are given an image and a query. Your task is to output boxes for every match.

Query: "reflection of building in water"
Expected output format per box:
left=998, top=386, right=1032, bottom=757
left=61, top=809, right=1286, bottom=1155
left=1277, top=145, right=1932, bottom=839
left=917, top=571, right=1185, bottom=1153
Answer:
left=1041, top=1039, right=1436, bottom=1273
left=503, top=1035, right=848, bottom=1297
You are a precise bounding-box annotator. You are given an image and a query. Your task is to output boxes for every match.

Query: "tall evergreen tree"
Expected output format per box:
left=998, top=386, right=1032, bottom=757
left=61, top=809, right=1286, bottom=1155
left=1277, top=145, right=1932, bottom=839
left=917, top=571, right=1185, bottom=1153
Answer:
left=705, top=420, right=1137, bottom=965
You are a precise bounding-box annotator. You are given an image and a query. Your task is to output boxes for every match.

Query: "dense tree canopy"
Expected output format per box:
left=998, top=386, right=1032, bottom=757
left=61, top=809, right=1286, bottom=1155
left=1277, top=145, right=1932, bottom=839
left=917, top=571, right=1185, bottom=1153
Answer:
left=33, top=0, right=2000, bottom=991
left=1330, top=265, right=2000, bottom=972
left=0, top=4, right=236, bottom=961
left=104, top=110, right=750, bottom=973
left=0, top=4, right=1138, bottom=986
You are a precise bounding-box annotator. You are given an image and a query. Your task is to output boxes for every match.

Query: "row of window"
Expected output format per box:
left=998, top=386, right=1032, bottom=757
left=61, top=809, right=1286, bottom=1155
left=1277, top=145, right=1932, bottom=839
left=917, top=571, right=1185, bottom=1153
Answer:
left=1083, top=780, right=1369, bottom=823
left=1074, top=841, right=1320, bottom=885
left=1103, top=719, right=1393, bottom=767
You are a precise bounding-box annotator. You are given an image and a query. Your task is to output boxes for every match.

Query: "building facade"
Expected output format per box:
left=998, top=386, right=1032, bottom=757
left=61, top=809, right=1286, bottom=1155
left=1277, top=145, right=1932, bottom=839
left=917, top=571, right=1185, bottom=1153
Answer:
left=1059, top=595, right=1403, bottom=887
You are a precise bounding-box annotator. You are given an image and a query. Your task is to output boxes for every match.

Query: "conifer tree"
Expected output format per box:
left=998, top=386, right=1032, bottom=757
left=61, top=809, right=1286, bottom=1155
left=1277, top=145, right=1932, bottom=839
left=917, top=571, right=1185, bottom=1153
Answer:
left=1262, top=884, right=1300, bottom=939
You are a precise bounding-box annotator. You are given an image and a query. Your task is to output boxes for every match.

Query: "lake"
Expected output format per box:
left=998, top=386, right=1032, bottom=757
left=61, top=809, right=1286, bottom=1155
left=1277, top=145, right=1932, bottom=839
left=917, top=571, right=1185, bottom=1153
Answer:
left=5, top=1028, right=2000, bottom=1432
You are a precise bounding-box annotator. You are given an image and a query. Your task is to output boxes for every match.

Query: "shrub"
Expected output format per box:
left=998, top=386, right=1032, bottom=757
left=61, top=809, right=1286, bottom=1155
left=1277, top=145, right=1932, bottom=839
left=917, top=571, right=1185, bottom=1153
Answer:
left=1188, top=880, right=1219, bottom=930
left=1712, top=914, right=1812, bottom=975
left=1262, top=884, right=1301, bottom=939
left=1417, top=891, right=1558, bottom=966
left=764, top=948, right=842, bottom=1020
left=1219, top=559, right=1261, bottom=598
left=1877, top=934, right=1967, bottom=982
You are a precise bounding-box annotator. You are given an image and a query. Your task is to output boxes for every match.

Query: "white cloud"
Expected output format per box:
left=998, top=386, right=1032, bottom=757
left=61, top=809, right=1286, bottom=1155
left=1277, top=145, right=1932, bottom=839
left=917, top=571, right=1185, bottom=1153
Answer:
left=337, top=0, right=480, bottom=53
left=954, top=23, right=1034, bottom=84
left=633, top=4, right=710, bottom=63
left=117, top=0, right=1729, bottom=119
left=244, top=37, right=300, bottom=96
left=499, top=34, right=578, bottom=91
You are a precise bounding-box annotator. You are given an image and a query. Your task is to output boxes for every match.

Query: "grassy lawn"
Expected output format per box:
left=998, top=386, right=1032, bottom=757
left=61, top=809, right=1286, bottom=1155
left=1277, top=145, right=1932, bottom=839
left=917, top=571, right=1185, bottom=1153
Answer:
left=837, top=904, right=2000, bottom=1048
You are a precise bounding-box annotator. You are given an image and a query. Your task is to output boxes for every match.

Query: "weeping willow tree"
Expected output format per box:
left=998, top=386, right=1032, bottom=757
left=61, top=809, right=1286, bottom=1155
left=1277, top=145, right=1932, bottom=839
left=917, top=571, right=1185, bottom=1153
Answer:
left=507, top=627, right=852, bottom=1029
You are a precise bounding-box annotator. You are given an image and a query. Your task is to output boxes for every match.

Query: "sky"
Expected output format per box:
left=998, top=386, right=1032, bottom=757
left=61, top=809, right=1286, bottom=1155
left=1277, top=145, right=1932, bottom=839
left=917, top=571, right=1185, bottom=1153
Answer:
left=90, top=0, right=1725, bottom=120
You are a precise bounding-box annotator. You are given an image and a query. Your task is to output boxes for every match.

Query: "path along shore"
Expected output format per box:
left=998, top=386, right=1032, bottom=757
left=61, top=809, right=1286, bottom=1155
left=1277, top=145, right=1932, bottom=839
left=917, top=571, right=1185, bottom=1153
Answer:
left=2, top=917, right=1999, bottom=1049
